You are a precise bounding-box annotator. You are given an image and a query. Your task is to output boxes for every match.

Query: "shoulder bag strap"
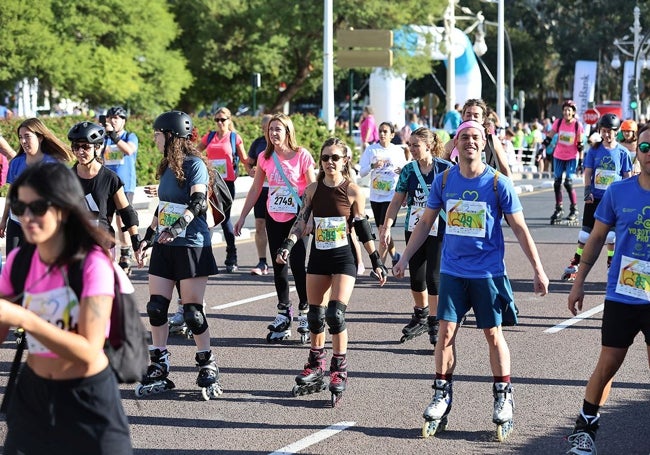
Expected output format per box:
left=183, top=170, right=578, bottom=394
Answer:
left=271, top=152, right=303, bottom=208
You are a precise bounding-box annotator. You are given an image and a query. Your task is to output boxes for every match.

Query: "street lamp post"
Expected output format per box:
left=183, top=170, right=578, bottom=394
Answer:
left=611, top=6, right=650, bottom=120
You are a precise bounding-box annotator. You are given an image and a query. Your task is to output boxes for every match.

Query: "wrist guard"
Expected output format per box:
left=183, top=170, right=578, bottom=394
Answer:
left=542, top=137, right=551, bottom=148
left=141, top=227, right=156, bottom=250
left=130, top=234, right=142, bottom=251
left=369, top=251, right=388, bottom=281
left=169, top=215, right=189, bottom=239
left=276, top=238, right=295, bottom=259
left=108, top=131, right=120, bottom=143
left=577, top=142, right=584, bottom=153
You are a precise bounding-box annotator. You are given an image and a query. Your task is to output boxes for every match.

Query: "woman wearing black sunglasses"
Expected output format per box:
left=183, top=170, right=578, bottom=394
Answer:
left=0, top=161, right=132, bottom=454
left=276, top=137, right=388, bottom=406
left=0, top=118, right=73, bottom=256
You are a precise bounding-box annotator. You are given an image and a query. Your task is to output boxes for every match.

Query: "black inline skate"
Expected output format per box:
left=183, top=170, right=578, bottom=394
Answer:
left=291, top=349, right=327, bottom=397
left=224, top=246, right=238, bottom=273
left=567, top=412, right=599, bottom=455
left=565, top=204, right=580, bottom=226
left=135, top=348, right=175, bottom=397
left=493, top=382, right=515, bottom=442
left=296, top=309, right=310, bottom=344
left=400, top=306, right=429, bottom=343
left=550, top=205, right=565, bottom=225
left=422, top=379, right=453, bottom=438
left=329, top=354, right=348, bottom=407
left=267, top=306, right=292, bottom=343
left=196, top=350, right=223, bottom=400
left=428, top=315, right=439, bottom=346
left=118, top=248, right=134, bottom=276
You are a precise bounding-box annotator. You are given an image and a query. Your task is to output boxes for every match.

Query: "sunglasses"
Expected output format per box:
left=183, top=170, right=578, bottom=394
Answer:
left=11, top=199, right=53, bottom=217
left=214, top=118, right=229, bottom=123
left=639, top=142, right=650, bottom=154
left=321, top=154, right=343, bottom=162
left=71, top=143, right=94, bottom=151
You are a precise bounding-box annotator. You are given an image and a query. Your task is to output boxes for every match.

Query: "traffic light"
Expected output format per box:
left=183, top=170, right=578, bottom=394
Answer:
left=510, top=99, right=519, bottom=112
left=630, top=99, right=639, bottom=110
left=628, top=79, right=639, bottom=110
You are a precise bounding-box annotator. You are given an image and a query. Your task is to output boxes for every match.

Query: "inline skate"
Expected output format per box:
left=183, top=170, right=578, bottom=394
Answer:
left=493, top=382, right=515, bottom=442
left=567, top=412, right=599, bottom=455
left=267, top=307, right=292, bottom=343
left=422, top=379, right=453, bottom=438
left=427, top=315, right=439, bottom=346
left=400, top=306, right=429, bottom=343
left=561, top=258, right=580, bottom=282
left=291, top=349, right=327, bottom=397
left=196, top=350, right=223, bottom=400
left=550, top=205, right=565, bottom=225
left=118, top=249, right=134, bottom=276
left=168, top=302, right=193, bottom=339
left=135, top=348, right=175, bottom=397
left=329, top=355, right=348, bottom=407
left=296, top=310, right=310, bottom=344
left=565, top=204, right=580, bottom=226
left=224, top=246, right=238, bottom=273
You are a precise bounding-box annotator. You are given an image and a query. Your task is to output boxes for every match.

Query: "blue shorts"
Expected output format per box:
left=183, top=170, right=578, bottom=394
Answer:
left=438, top=273, right=516, bottom=328
left=553, top=157, right=577, bottom=180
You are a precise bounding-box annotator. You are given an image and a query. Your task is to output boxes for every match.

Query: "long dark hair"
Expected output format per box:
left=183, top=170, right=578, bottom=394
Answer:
left=317, top=137, right=352, bottom=183
left=8, top=162, right=112, bottom=266
left=156, top=135, right=215, bottom=189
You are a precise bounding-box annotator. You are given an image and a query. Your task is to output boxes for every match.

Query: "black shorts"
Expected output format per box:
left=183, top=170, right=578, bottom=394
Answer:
left=5, top=365, right=132, bottom=455
left=307, top=240, right=357, bottom=277
left=254, top=187, right=269, bottom=219
left=602, top=299, right=650, bottom=348
left=370, top=201, right=391, bottom=227
left=581, top=199, right=600, bottom=232
left=149, top=243, right=218, bottom=280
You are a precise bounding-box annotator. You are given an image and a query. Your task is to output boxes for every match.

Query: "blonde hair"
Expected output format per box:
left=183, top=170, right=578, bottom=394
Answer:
left=214, top=107, right=235, bottom=132
left=263, top=113, right=299, bottom=158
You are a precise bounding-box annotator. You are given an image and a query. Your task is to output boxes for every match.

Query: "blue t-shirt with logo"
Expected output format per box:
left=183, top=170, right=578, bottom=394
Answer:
left=427, top=165, right=522, bottom=278
left=104, top=131, right=139, bottom=193
left=584, top=142, right=632, bottom=200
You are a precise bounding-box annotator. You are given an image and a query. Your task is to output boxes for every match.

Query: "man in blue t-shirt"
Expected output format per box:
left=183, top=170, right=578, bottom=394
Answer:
left=103, top=106, right=139, bottom=273
left=566, top=124, right=650, bottom=455
left=393, top=120, right=549, bottom=439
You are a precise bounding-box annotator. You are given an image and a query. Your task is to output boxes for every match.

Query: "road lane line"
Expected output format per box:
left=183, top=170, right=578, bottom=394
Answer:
left=211, top=287, right=296, bottom=310
left=269, top=421, right=356, bottom=455
left=544, top=304, right=604, bottom=333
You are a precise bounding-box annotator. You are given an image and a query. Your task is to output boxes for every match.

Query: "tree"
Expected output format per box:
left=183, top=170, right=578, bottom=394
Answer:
left=171, top=0, right=446, bottom=114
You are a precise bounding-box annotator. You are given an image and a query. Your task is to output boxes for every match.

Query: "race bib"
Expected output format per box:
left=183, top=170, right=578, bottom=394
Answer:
left=445, top=199, right=487, bottom=238
left=158, top=201, right=187, bottom=237
left=314, top=216, right=348, bottom=250
left=408, top=206, right=438, bottom=236
left=269, top=186, right=298, bottom=214
left=211, top=159, right=228, bottom=179
left=371, top=170, right=395, bottom=195
left=23, top=286, right=79, bottom=355
left=616, top=255, right=650, bottom=301
left=103, top=144, right=124, bottom=166
left=594, top=168, right=616, bottom=191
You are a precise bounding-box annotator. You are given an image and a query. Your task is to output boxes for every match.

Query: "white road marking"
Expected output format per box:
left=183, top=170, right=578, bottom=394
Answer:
left=544, top=304, right=604, bottom=333
left=269, top=421, right=356, bottom=455
left=210, top=287, right=296, bottom=310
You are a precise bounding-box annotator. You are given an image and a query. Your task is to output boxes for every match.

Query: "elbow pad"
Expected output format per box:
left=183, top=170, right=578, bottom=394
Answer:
left=187, top=192, right=208, bottom=217
left=353, top=217, right=375, bottom=243
left=118, top=205, right=139, bottom=231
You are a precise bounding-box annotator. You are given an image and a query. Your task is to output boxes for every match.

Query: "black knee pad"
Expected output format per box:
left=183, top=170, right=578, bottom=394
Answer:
left=553, top=178, right=562, bottom=192
left=183, top=303, right=209, bottom=335
left=564, top=178, right=573, bottom=192
left=307, top=305, right=326, bottom=334
left=147, top=295, right=171, bottom=327
left=325, top=300, right=347, bottom=335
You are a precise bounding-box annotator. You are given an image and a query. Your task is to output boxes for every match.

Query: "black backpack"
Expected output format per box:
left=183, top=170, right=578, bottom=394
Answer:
left=7, top=244, right=149, bottom=383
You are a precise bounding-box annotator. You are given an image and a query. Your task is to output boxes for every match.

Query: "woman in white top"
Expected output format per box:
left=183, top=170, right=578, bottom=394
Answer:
left=358, top=121, right=408, bottom=265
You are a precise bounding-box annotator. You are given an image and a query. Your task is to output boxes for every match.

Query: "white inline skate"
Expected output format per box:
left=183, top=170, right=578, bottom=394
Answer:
left=267, top=309, right=292, bottom=343
left=493, top=382, right=515, bottom=442
left=422, top=379, right=453, bottom=438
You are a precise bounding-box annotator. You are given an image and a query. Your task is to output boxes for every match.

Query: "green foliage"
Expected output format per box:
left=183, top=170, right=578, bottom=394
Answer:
left=0, top=113, right=352, bottom=196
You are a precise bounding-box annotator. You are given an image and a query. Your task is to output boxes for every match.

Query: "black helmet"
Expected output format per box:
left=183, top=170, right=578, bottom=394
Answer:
left=68, top=122, right=105, bottom=145
left=107, top=106, right=127, bottom=119
left=153, top=111, right=193, bottom=138
left=598, top=113, right=620, bottom=130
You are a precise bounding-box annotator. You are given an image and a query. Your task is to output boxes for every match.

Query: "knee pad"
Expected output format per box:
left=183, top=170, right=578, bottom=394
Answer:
left=325, top=300, right=347, bottom=335
left=147, top=295, right=171, bottom=327
left=307, top=305, right=326, bottom=334
left=606, top=231, right=616, bottom=245
left=563, top=177, right=573, bottom=192
left=578, top=230, right=590, bottom=245
left=183, top=303, right=209, bottom=335
left=553, top=178, right=562, bottom=192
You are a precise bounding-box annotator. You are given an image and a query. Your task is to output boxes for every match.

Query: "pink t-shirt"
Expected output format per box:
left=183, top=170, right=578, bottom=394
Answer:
left=0, top=246, right=117, bottom=357
left=552, top=118, right=583, bottom=161
left=202, top=131, right=243, bottom=182
left=360, top=115, right=379, bottom=144
left=257, top=148, right=315, bottom=222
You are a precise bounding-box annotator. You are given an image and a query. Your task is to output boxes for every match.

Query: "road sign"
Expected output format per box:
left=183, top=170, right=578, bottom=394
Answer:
left=337, top=30, right=393, bottom=49
left=583, top=108, right=600, bottom=125
left=337, top=50, right=393, bottom=69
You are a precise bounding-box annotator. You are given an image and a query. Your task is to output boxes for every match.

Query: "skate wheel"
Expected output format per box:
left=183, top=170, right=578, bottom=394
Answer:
left=331, top=392, right=342, bottom=407
left=266, top=332, right=273, bottom=343
left=496, top=421, right=514, bottom=442
left=201, top=387, right=211, bottom=401
left=399, top=335, right=408, bottom=343
left=422, top=420, right=437, bottom=438
left=291, top=385, right=302, bottom=397
left=300, top=333, right=310, bottom=344
left=134, top=383, right=145, bottom=398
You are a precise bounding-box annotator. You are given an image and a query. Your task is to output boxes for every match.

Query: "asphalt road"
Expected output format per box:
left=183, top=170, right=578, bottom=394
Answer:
left=1, top=185, right=648, bottom=455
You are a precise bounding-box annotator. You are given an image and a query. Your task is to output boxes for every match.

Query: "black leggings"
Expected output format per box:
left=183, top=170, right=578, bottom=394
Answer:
left=405, top=231, right=442, bottom=295
left=220, top=180, right=236, bottom=251
left=265, top=215, right=308, bottom=309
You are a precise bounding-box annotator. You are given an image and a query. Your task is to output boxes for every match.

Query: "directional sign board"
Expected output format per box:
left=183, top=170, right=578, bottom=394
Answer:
left=337, top=29, right=393, bottom=69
